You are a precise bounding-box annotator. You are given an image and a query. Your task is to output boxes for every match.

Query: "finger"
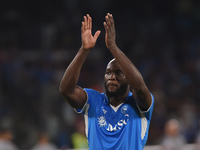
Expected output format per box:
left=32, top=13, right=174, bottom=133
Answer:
left=105, top=17, right=110, bottom=31
left=109, top=14, right=115, bottom=31
left=87, top=14, right=90, bottom=29
left=94, top=30, right=101, bottom=41
left=89, top=15, right=92, bottom=30
left=106, top=14, right=112, bottom=29
left=84, top=16, right=87, bottom=30
left=105, top=15, right=110, bottom=28
left=103, top=22, right=108, bottom=32
left=81, top=21, right=84, bottom=33
left=108, top=14, right=114, bottom=26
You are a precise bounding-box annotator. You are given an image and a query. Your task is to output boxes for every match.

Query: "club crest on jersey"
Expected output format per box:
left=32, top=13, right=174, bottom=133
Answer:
left=121, top=105, right=128, bottom=114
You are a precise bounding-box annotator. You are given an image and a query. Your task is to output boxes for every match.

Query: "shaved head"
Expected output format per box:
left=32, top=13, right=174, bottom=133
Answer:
left=106, top=58, right=116, bottom=68
left=104, top=58, right=129, bottom=99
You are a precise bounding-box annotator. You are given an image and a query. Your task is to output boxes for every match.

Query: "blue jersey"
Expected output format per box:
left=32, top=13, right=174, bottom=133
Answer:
left=76, top=88, right=155, bottom=150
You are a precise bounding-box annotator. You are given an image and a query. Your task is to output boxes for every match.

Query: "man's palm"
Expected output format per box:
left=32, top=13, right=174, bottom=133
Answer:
left=82, top=30, right=96, bottom=50
left=81, top=14, right=100, bottom=50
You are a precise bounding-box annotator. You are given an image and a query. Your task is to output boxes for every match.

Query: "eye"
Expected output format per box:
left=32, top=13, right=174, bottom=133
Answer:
left=116, top=70, right=123, bottom=76
left=106, top=71, right=111, bottom=75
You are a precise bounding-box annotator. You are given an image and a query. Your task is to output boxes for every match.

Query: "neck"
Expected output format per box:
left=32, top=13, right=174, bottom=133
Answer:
left=108, top=89, right=129, bottom=107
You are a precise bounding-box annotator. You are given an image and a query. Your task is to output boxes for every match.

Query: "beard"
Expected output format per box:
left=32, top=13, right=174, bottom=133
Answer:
left=105, top=82, right=128, bottom=99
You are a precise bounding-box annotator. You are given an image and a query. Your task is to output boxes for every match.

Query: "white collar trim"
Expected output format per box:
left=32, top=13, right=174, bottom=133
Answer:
left=110, top=103, right=123, bottom=112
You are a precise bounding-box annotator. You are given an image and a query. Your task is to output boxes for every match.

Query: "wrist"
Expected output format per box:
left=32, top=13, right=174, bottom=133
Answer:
left=79, top=46, right=91, bottom=55
left=108, top=44, right=118, bottom=50
left=80, top=46, right=90, bottom=51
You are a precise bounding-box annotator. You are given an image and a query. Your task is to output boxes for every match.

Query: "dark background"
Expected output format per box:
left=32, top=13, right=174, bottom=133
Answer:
left=0, top=0, right=200, bottom=148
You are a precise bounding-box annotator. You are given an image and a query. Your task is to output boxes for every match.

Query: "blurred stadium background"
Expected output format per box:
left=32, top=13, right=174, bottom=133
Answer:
left=0, top=0, right=200, bottom=149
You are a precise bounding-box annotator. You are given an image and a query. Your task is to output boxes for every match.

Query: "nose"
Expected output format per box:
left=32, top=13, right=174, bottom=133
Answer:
left=109, top=72, right=116, bottom=80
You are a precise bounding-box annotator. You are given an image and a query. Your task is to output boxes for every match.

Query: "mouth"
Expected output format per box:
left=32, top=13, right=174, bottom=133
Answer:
left=107, top=82, right=118, bottom=87
left=108, top=84, right=117, bottom=88
left=107, top=82, right=118, bottom=91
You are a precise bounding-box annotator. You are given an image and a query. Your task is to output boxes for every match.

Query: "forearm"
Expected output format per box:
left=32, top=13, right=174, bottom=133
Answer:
left=104, top=13, right=151, bottom=110
left=109, top=45, right=151, bottom=109
left=109, top=45, right=145, bottom=91
left=59, top=47, right=90, bottom=95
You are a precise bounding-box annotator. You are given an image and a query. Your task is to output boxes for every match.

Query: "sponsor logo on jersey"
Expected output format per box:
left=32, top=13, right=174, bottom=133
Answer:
left=98, top=116, right=107, bottom=127
left=98, top=105, right=130, bottom=132
left=106, top=114, right=129, bottom=131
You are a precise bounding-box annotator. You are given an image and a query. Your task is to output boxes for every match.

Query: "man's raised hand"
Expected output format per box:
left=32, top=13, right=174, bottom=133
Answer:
left=103, top=13, right=117, bottom=49
left=81, top=14, right=101, bottom=50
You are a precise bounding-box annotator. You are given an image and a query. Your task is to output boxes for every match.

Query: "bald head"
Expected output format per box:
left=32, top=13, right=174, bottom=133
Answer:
left=107, top=58, right=116, bottom=65
left=104, top=58, right=130, bottom=100
left=106, top=58, right=120, bottom=70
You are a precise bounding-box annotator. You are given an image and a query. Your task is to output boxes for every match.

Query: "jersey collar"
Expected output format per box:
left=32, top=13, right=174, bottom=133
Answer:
left=103, top=91, right=132, bottom=105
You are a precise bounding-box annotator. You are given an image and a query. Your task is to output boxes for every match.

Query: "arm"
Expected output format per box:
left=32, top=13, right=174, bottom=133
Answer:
left=103, top=13, right=152, bottom=110
left=59, top=14, right=101, bottom=109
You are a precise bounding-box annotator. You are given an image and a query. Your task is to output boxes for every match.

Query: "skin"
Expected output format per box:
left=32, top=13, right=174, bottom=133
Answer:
left=104, top=59, right=130, bottom=106
left=59, top=13, right=152, bottom=111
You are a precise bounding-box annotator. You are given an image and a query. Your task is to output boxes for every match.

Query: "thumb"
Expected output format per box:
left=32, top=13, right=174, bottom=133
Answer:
left=94, top=30, right=101, bottom=41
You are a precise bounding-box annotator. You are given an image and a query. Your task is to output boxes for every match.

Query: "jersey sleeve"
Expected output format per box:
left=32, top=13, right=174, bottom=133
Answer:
left=142, top=93, right=155, bottom=120
left=74, top=88, right=100, bottom=114
left=136, top=93, right=155, bottom=120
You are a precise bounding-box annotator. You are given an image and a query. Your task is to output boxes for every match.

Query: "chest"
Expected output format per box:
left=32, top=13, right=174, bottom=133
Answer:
left=95, top=102, right=141, bottom=132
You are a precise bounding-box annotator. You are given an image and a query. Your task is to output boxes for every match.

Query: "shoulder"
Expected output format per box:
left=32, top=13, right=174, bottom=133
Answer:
left=84, top=88, right=102, bottom=93
left=83, top=88, right=105, bottom=104
left=84, top=88, right=104, bottom=97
